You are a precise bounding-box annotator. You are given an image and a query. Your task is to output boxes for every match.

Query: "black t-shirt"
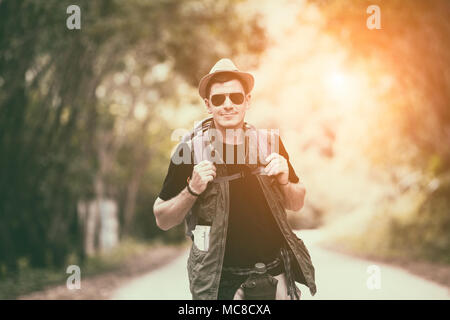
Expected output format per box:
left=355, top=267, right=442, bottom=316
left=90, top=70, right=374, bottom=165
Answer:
left=158, top=138, right=299, bottom=268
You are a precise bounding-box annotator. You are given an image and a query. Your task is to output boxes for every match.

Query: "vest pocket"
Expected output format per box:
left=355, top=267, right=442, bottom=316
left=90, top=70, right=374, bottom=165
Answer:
left=191, top=241, right=208, bottom=261
left=195, top=183, right=219, bottom=224
left=188, top=241, right=208, bottom=273
left=187, top=241, right=209, bottom=297
left=189, top=241, right=209, bottom=284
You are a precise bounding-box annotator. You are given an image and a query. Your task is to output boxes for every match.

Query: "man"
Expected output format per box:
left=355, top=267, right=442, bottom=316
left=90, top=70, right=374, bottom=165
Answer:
left=153, top=58, right=316, bottom=300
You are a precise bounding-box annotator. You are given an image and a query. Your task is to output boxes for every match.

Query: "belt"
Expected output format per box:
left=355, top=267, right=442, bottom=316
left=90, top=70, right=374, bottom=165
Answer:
left=222, top=257, right=281, bottom=276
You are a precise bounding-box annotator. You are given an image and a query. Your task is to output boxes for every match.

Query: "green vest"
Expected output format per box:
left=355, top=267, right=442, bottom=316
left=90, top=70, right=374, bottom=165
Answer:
left=181, top=118, right=317, bottom=299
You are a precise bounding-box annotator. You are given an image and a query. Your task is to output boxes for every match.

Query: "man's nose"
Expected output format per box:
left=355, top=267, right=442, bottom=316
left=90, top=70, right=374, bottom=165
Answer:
left=223, top=96, right=233, bottom=109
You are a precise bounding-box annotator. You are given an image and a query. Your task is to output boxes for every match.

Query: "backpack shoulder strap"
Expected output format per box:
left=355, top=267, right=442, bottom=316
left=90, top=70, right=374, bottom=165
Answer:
left=189, top=117, right=215, bottom=164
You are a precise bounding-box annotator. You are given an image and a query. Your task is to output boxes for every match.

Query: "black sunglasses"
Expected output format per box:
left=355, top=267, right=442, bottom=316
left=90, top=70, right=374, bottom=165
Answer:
left=210, top=92, right=245, bottom=107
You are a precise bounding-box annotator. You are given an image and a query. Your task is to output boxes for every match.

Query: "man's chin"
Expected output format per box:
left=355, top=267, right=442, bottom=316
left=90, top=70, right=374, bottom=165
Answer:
left=216, top=119, right=242, bottom=129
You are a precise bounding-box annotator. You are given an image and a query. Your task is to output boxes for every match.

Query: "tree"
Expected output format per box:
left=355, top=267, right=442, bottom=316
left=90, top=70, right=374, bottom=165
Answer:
left=0, top=0, right=266, bottom=271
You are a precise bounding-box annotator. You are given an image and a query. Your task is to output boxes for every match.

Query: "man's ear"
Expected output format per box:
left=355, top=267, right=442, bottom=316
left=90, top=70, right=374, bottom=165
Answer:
left=204, top=98, right=213, bottom=114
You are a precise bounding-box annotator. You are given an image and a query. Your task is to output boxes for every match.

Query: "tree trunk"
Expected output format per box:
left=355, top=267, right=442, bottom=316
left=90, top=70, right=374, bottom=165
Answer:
left=123, top=150, right=151, bottom=235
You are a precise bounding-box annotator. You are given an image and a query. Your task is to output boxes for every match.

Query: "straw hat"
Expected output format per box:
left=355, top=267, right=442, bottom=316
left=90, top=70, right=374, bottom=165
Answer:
left=198, top=58, right=254, bottom=99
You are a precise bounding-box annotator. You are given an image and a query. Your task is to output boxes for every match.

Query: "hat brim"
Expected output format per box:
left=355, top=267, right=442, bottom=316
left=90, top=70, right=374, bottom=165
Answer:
left=198, top=71, right=254, bottom=99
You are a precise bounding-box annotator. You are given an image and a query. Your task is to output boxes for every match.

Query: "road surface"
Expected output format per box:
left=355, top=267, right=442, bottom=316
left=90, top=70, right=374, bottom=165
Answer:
left=111, top=230, right=450, bottom=300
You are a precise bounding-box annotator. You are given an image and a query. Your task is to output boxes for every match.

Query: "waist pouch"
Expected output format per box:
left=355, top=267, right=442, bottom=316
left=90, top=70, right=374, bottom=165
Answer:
left=241, top=273, right=278, bottom=300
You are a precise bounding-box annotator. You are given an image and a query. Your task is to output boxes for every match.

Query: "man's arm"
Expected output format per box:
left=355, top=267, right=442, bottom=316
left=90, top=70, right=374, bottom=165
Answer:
left=153, top=160, right=216, bottom=230
left=264, top=153, right=306, bottom=211
left=153, top=191, right=198, bottom=231
left=279, top=181, right=306, bottom=211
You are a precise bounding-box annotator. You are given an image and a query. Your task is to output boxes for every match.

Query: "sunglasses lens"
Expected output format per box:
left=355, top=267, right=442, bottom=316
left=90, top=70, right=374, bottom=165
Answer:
left=210, top=93, right=245, bottom=106
left=211, top=94, right=225, bottom=106
left=230, top=93, right=245, bottom=105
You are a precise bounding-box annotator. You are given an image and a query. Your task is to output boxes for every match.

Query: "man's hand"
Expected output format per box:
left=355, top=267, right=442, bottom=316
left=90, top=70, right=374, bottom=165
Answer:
left=189, top=160, right=217, bottom=194
left=264, top=153, right=289, bottom=185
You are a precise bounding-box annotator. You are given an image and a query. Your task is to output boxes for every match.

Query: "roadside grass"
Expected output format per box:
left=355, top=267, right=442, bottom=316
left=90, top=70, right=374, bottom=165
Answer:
left=323, top=180, right=450, bottom=261
left=321, top=185, right=450, bottom=287
left=324, top=208, right=450, bottom=265
left=0, top=238, right=187, bottom=300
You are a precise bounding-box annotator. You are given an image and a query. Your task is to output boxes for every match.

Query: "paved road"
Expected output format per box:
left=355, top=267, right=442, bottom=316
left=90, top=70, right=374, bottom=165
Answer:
left=111, top=230, right=450, bottom=300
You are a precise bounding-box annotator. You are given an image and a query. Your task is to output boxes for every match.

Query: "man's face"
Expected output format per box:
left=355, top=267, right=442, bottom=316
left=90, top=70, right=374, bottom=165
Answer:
left=204, top=79, right=251, bottom=130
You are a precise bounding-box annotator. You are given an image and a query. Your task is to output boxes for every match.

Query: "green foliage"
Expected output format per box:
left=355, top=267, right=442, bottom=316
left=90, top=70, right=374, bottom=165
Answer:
left=0, top=0, right=266, bottom=273
left=330, top=180, right=450, bottom=264
left=0, top=238, right=161, bottom=299
left=388, top=181, right=450, bottom=263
